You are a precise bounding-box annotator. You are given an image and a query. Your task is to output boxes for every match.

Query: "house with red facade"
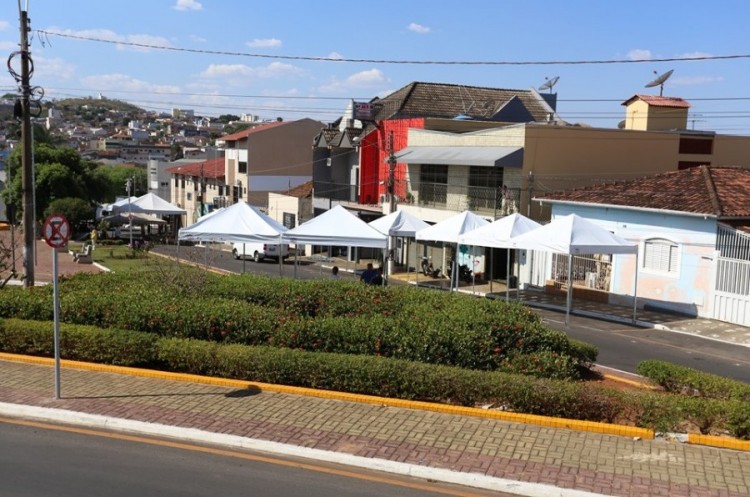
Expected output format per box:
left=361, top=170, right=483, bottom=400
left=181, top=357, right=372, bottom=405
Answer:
left=312, top=81, right=560, bottom=222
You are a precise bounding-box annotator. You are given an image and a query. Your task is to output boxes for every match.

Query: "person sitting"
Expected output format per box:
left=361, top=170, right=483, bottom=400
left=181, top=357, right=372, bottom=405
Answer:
left=331, top=266, right=340, bottom=279
left=360, top=263, right=378, bottom=284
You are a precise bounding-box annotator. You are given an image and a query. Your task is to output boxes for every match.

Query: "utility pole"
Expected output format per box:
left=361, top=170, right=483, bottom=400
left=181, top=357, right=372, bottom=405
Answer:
left=19, top=8, right=34, bottom=287
left=385, top=130, right=397, bottom=279
left=387, top=130, right=396, bottom=215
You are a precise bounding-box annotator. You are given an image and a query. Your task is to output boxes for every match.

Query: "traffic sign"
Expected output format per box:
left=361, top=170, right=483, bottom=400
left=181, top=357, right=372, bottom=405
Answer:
left=42, top=213, right=71, bottom=248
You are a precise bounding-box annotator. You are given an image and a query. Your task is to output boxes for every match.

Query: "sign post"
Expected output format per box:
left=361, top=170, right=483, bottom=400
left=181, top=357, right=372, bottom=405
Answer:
left=42, top=213, right=70, bottom=399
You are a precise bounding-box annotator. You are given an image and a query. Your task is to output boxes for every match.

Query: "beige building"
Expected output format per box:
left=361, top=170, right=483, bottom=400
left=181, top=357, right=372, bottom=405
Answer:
left=397, top=119, right=750, bottom=224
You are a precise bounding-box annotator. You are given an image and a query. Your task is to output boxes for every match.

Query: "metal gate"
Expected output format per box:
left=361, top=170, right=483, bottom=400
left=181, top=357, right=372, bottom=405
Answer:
left=713, top=257, right=750, bottom=326
left=712, top=225, right=750, bottom=326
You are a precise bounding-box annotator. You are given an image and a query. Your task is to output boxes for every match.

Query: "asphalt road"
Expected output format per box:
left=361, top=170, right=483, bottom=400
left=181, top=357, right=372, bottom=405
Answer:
left=0, top=420, right=501, bottom=497
left=153, top=244, right=750, bottom=383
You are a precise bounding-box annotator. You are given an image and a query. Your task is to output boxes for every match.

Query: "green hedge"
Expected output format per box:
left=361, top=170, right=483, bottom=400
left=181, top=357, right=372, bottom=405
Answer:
left=2, top=317, right=749, bottom=438
left=0, top=270, right=598, bottom=380
left=636, top=360, right=750, bottom=401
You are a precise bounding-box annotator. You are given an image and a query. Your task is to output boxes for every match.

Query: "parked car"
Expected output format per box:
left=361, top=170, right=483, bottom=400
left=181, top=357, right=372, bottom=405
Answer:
left=232, top=242, right=290, bottom=262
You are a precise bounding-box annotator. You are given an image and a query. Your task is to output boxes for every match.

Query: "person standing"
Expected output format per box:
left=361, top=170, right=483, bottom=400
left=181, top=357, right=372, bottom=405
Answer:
left=90, top=227, right=98, bottom=250
left=360, top=263, right=377, bottom=284
left=331, top=266, right=340, bottom=279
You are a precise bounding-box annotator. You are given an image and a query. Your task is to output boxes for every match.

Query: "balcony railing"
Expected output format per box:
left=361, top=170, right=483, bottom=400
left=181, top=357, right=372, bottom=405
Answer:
left=412, top=182, right=519, bottom=216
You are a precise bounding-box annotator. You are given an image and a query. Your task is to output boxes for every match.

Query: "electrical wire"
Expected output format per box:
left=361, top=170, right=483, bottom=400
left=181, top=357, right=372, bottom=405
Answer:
left=35, top=30, right=750, bottom=66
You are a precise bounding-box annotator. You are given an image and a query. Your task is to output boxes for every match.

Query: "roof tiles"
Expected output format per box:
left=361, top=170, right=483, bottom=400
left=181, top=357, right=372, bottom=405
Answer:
left=537, top=166, right=750, bottom=218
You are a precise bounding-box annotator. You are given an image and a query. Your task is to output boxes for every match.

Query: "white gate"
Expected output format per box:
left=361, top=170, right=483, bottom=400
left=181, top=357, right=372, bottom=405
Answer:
left=712, top=257, right=750, bottom=326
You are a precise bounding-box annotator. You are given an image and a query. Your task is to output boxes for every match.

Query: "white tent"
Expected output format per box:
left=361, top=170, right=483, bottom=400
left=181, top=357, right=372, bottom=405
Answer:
left=416, top=210, right=490, bottom=289
left=282, top=205, right=387, bottom=249
left=127, top=192, right=186, bottom=216
left=415, top=210, right=489, bottom=244
left=509, top=213, right=639, bottom=326
left=178, top=201, right=287, bottom=243
left=369, top=210, right=430, bottom=237
left=458, top=213, right=541, bottom=300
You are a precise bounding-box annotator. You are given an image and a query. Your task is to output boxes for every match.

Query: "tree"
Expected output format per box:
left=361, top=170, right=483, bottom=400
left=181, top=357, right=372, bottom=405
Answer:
left=44, top=197, right=95, bottom=231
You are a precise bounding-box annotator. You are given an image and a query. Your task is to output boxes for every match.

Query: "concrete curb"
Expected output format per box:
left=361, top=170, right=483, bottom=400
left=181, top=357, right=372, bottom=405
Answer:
left=0, top=401, right=609, bottom=497
left=0, top=352, right=653, bottom=440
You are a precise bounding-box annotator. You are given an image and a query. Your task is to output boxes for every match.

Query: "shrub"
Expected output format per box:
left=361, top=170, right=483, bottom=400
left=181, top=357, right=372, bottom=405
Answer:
left=637, top=360, right=750, bottom=401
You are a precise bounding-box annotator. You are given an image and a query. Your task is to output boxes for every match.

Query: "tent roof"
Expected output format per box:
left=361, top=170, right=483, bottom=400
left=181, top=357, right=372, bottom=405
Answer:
left=458, top=213, right=541, bottom=248
left=123, top=193, right=186, bottom=216
left=178, top=201, right=287, bottom=243
left=368, top=210, right=430, bottom=237
left=509, top=213, right=637, bottom=254
left=101, top=212, right=167, bottom=226
left=283, top=205, right=387, bottom=248
left=415, top=210, right=490, bottom=244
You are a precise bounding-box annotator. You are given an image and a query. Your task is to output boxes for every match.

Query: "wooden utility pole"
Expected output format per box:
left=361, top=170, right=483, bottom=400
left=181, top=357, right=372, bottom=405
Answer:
left=19, top=9, right=35, bottom=287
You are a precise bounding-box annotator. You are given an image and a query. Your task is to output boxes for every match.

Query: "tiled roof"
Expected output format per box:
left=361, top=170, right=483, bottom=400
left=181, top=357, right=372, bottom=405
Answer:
left=220, top=121, right=288, bottom=142
left=622, top=94, right=691, bottom=109
left=370, top=81, right=554, bottom=123
left=165, top=157, right=225, bottom=179
left=537, top=166, right=750, bottom=218
left=285, top=180, right=313, bottom=198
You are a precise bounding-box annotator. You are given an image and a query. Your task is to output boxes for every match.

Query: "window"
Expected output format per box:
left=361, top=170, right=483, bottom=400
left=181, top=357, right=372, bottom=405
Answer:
left=418, top=164, right=448, bottom=205
left=643, top=238, right=680, bottom=274
left=679, top=137, right=713, bottom=155
left=186, top=192, right=192, bottom=201
left=238, top=161, right=247, bottom=174
left=283, top=212, right=296, bottom=229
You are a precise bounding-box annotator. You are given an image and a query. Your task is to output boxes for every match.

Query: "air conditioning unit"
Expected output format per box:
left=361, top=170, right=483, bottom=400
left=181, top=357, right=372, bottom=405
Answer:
left=379, top=194, right=387, bottom=204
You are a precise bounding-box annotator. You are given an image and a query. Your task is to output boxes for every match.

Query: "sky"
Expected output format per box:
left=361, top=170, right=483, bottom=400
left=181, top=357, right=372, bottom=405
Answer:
left=1, top=0, right=750, bottom=134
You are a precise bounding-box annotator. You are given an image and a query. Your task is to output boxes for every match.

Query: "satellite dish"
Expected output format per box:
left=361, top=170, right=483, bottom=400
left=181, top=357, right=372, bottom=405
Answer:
left=538, top=76, right=560, bottom=93
left=645, top=69, right=674, bottom=96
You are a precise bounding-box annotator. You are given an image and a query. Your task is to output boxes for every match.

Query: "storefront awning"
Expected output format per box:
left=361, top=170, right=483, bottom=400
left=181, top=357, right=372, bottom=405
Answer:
left=394, top=146, right=523, bottom=167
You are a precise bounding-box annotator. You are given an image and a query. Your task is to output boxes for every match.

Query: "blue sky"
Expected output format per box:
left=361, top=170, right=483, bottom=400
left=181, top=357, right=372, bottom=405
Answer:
left=1, top=0, right=749, bottom=133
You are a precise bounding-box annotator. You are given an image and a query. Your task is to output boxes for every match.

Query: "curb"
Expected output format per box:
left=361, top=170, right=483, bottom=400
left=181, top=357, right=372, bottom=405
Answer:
left=0, top=352, right=652, bottom=440
left=3, top=353, right=749, bottom=451
left=0, top=401, right=609, bottom=497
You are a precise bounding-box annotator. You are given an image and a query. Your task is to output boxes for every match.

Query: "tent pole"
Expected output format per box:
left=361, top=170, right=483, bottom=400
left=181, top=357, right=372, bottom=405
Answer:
left=489, top=248, right=494, bottom=294
left=506, top=248, right=510, bottom=302
left=242, top=244, right=246, bottom=274
left=633, top=251, right=639, bottom=323
left=566, top=254, right=573, bottom=327
left=176, top=238, right=180, bottom=259
left=278, top=236, right=283, bottom=276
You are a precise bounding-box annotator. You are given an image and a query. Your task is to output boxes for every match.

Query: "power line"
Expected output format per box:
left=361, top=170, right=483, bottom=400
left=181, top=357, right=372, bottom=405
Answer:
left=37, top=30, right=750, bottom=66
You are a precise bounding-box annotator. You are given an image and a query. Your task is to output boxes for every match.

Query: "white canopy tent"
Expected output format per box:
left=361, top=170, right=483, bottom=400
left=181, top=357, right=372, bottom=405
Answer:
left=368, top=210, right=430, bottom=237
left=283, top=205, right=387, bottom=249
left=283, top=205, right=388, bottom=280
left=178, top=201, right=288, bottom=274
left=458, top=213, right=541, bottom=300
left=508, top=213, right=639, bottom=326
left=178, top=201, right=287, bottom=243
left=126, top=192, right=186, bottom=216
left=415, top=210, right=490, bottom=290
left=369, top=210, right=430, bottom=277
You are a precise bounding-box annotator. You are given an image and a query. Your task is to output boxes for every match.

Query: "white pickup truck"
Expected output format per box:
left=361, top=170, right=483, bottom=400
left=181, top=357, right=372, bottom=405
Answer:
left=232, top=242, right=290, bottom=262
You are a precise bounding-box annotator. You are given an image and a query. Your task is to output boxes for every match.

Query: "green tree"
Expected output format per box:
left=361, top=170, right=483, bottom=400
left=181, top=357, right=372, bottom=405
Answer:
left=44, top=197, right=95, bottom=230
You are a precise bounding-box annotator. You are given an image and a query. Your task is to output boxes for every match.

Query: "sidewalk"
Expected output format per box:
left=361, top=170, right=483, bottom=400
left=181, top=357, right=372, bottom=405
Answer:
left=1, top=354, right=749, bottom=497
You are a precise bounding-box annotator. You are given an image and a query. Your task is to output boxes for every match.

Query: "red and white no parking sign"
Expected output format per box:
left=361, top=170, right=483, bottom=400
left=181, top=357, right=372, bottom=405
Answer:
left=42, top=213, right=70, bottom=248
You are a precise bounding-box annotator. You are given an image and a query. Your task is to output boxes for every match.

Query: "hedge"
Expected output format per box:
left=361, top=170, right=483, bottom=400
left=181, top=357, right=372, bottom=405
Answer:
left=0, top=270, right=598, bottom=379
left=636, top=359, right=750, bottom=402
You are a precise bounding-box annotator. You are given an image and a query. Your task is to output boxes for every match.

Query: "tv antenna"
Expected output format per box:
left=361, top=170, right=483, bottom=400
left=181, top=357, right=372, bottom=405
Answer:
left=538, top=76, right=560, bottom=93
left=644, top=69, right=673, bottom=96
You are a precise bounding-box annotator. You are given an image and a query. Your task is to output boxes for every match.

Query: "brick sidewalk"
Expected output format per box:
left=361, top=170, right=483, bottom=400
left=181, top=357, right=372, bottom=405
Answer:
left=1, top=358, right=749, bottom=496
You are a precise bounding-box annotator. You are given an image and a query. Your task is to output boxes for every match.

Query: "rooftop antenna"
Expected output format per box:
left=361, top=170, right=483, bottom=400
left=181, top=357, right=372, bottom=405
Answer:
left=645, top=69, right=673, bottom=97
left=538, top=76, right=560, bottom=94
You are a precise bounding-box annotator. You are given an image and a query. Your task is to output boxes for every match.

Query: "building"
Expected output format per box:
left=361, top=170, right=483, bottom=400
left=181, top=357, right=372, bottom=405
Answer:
left=535, top=166, right=750, bottom=327
left=218, top=118, right=324, bottom=208
left=166, top=157, right=226, bottom=225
